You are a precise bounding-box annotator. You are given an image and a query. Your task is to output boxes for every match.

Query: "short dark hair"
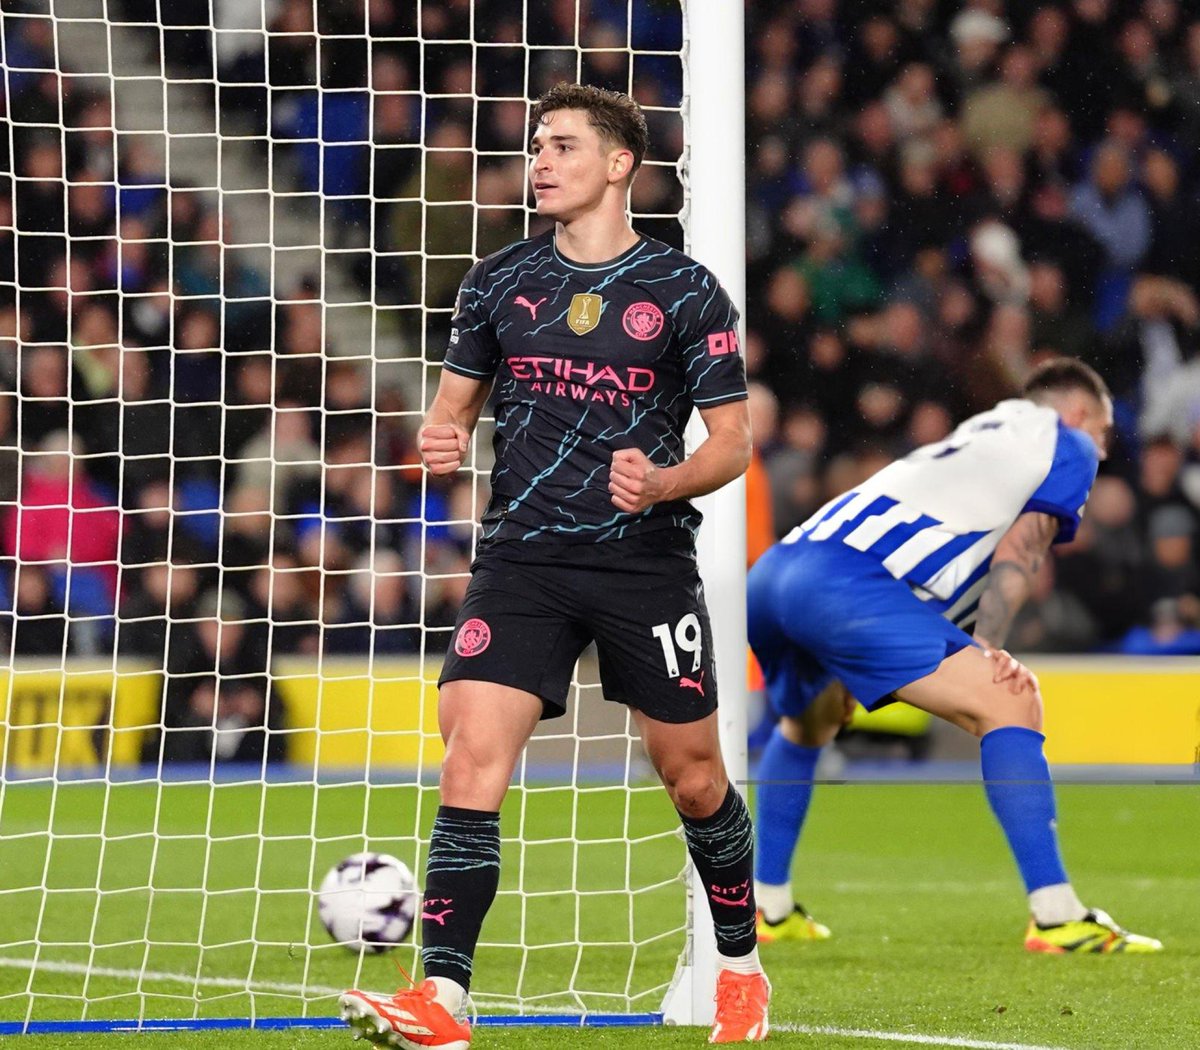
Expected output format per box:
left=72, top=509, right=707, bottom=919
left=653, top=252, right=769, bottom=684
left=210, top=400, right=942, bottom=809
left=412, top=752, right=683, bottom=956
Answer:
left=1022, top=357, right=1110, bottom=403
left=531, top=83, right=649, bottom=178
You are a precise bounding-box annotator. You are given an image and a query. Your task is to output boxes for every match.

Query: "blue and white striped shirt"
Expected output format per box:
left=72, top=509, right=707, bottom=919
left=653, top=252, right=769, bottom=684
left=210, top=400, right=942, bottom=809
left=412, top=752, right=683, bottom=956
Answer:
left=787, top=400, right=1099, bottom=627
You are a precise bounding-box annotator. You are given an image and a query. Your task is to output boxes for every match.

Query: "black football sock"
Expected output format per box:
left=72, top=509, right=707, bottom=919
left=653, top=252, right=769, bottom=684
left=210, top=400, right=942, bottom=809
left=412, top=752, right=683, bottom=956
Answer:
left=419, top=805, right=501, bottom=992
left=678, top=784, right=758, bottom=958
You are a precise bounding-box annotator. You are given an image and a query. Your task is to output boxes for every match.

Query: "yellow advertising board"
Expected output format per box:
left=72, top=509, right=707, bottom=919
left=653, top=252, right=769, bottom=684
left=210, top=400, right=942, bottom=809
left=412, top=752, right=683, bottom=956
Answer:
left=0, top=662, right=160, bottom=770
left=3, top=656, right=1193, bottom=772
left=1032, top=657, right=1200, bottom=765
left=848, top=656, right=1199, bottom=765
left=274, top=657, right=444, bottom=773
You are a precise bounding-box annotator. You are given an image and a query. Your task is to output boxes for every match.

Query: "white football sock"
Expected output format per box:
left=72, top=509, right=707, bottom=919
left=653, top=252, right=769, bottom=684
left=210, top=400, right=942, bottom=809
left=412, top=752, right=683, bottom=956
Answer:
left=429, top=976, right=466, bottom=1017
left=1029, top=883, right=1088, bottom=926
left=717, top=946, right=764, bottom=975
left=754, top=879, right=793, bottom=924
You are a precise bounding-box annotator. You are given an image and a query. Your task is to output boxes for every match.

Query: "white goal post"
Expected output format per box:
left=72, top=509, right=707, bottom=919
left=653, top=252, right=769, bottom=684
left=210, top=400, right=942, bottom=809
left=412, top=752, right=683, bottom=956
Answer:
left=0, top=0, right=746, bottom=1035
left=664, top=0, right=748, bottom=1028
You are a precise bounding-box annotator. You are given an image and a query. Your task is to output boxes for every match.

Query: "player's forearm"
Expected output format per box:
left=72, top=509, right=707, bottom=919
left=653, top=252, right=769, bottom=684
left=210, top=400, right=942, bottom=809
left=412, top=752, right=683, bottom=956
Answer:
left=973, top=511, right=1059, bottom=650
left=424, top=392, right=480, bottom=435
left=424, top=371, right=492, bottom=434
left=973, top=561, right=1035, bottom=650
left=661, top=422, right=752, bottom=501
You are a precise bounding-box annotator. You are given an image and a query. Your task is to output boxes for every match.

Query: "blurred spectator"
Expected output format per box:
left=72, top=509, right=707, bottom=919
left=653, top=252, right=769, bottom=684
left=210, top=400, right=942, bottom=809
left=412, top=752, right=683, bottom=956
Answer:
left=1008, top=555, right=1100, bottom=653
left=1113, top=18, right=1176, bottom=129
left=886, top=142, right=957, bottom=270
left=2, top=431, right=121, bottom=605
left=1140, top=150, right=1200, bottom=288
left=118, top=562, right=200, bottom=659
left=237, top=401, right=321, bottom=510
left=969, top=146, right=1030, bottom=229
left=1069, top=142, right=1151, bottom=275
left=1176, top=20, right=1200, bottom=140
left=161, top=587, right=280, bottom=764
left=1018, top=183, right=1104, bottom=312
left=1028, top=261, right=1095, bottom=360
left=3, top=565, right=67, bottom=656
left=384, top=121, right=475, bottom=319
left=325, top=550, right=420, bottom=655
left=947, top=9, right=1009, bottom=99
left=221, top=485, right=274, bottom=570
left=766, top=405, right=828, bottom=534
left=1056, top=475, right=1148, bottom=639
left=1103, top=275, right=1200, bottom=410
left=962, top=45, right=1049, bottom=157
left=1144, top=504, right=1199, bottom=602
left=1108, top=596, right=1200, bottom=655
left=19, top=346, right=70, bottom=448
left=1026, top=105, right=1078, bottom=192
left=883, top=63, right=942, bottom=145
left=845, top=16, right=906, bottom=109
left=422, top=549, right=471, bottom=632
left=245, top=552, right=321, bottom=656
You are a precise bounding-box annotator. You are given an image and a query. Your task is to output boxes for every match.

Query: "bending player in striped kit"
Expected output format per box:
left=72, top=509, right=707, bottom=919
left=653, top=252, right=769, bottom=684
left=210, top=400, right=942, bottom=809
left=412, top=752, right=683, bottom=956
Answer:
left=749, top=358, right=1162, bottom=955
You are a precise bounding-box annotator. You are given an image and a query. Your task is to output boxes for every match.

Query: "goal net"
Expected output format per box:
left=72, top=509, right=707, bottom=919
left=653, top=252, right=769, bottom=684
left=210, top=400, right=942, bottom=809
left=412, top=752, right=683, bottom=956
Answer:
left=0, top=0, right=744, bottom=1034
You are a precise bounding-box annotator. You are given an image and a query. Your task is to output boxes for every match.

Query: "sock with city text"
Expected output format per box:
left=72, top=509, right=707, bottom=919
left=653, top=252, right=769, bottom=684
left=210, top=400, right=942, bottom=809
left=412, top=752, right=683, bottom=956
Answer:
left=679, top=785, right=758, bottom=959
left=420, top=806, right=501, bottom=994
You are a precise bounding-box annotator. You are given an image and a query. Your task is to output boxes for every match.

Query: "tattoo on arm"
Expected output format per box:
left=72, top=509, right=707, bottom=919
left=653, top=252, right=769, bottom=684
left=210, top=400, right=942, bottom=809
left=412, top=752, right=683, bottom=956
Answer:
left=973, top=513, right=1060, bottom=650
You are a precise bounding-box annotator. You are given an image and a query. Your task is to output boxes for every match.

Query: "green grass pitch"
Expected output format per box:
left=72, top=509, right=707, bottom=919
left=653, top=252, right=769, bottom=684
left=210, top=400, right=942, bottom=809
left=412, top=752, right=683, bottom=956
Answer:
left=1, top=777, right=1196, bottom=1049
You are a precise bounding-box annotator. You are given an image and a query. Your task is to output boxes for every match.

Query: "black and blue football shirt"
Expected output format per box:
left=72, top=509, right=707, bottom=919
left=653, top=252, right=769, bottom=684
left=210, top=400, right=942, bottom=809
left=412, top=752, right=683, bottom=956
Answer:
left=443, top=230, right=746, bottom=544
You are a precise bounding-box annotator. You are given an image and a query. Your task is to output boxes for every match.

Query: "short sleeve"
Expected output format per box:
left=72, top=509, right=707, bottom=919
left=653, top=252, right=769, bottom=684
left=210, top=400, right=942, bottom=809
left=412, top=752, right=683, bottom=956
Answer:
left=1022, top=421, right=1099, bottom=544
left=674, top=268, right=746, bottom=406
left=443, top=260, right=502, bottom=379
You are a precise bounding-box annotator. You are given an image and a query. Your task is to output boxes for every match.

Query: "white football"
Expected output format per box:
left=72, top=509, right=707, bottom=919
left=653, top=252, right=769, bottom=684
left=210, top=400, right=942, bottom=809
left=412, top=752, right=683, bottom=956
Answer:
left=318, top=852, right=418, bottom=953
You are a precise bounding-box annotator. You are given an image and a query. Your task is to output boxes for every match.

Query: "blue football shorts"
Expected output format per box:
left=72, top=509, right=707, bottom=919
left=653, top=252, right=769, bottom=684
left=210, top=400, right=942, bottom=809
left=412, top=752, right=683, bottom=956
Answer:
left=747, top=538, right=975, bottom=717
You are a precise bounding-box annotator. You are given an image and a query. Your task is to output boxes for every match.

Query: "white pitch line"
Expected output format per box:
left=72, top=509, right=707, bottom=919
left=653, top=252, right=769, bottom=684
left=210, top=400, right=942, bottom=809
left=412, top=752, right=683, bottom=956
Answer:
left=0, top=957, right=342, bottom=998
left=0, top=960, right=1076, bottom=1049
left=776, top=1023, right=1073, bottom=1050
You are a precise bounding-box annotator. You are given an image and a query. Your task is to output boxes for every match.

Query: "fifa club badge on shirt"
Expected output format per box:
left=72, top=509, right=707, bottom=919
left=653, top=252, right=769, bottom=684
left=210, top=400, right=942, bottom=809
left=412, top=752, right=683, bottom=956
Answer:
left=568, top=293, right=603, bottom=335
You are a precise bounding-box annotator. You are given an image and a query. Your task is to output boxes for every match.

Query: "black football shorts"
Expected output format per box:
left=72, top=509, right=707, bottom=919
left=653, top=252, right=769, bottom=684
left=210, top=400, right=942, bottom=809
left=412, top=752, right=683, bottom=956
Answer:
left=438, top=530, right=718, bottom=724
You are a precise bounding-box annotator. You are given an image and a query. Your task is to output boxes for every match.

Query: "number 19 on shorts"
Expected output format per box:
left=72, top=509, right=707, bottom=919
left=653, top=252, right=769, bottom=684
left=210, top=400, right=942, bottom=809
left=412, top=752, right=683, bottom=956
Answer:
left=650, top=613, right=703, bottom=677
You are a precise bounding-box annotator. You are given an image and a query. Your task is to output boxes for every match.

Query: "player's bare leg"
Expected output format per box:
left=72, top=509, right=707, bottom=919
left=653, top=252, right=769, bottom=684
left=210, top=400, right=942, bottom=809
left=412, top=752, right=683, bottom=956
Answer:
left=754, top=681, right=851, bottom=943
left=636, top=710, right=770, bottom=1042
left=895, top=645, right=1043, bottom=738
left=437, top=680, right=544, bottom=810
left=341, top=682, right=543, bottom=1047
left=896, top=648, right=1161, bottom=953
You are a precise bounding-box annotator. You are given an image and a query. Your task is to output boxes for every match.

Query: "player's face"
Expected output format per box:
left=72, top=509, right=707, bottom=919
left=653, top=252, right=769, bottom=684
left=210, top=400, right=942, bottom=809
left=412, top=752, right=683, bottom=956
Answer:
left=529, top=109, right=628, bottom=220
left=1076, top=393, right=1114, bottom=461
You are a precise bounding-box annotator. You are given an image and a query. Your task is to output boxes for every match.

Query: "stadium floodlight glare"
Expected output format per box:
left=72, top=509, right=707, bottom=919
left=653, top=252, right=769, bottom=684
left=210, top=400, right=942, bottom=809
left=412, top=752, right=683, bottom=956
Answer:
left=0, top=0, right=744, bottom=1036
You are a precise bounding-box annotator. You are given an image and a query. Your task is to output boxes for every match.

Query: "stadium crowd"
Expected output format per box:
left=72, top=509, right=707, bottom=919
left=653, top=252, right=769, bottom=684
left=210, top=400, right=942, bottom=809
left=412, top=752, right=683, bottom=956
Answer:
left=739, top=0, right=1200, bottom=656
left=1, top=0, right=1198, bottom=762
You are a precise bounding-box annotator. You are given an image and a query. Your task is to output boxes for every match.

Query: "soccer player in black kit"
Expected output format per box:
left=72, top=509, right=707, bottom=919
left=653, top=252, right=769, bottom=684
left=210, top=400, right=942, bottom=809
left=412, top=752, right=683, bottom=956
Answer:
left=341, top=84, right=770, bottom=1046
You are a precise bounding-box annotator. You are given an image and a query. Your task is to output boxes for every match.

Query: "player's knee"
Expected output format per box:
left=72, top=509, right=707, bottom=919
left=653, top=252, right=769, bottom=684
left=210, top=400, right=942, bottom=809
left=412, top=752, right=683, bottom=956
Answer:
left=1022, top=696, right=1041, bottom=734
left=977, top=682, right=1044, bottom=736
left=780, top=713, right=838, bottom=748
left=663, top=764, right=726, bottom=819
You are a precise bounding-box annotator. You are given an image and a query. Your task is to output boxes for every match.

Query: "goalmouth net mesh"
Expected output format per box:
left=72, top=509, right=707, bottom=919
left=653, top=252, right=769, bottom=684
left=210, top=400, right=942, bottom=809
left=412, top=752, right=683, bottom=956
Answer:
left=0, top=0, right=718, bottom=1033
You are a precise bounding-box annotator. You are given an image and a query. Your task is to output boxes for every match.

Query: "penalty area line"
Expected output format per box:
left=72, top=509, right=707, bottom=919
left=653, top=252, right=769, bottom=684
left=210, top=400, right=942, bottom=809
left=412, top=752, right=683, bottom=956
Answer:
left=776, top=1023, right=1073, bottom=1050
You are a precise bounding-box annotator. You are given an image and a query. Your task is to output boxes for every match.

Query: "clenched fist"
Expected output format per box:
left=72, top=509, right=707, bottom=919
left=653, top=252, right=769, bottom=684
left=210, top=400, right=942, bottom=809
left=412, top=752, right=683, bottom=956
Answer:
left=609, top=447, right=673, bottom=513
left=419, top=422, right=470, bottom=476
